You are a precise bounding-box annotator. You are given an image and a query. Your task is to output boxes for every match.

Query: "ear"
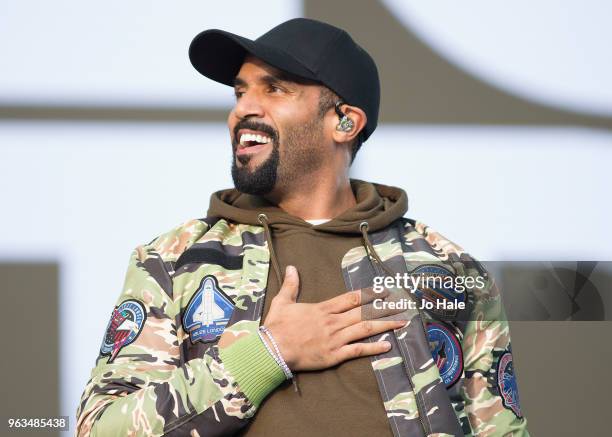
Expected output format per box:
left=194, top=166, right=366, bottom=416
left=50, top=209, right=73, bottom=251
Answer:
left=331, top=103, right=367, bottom=145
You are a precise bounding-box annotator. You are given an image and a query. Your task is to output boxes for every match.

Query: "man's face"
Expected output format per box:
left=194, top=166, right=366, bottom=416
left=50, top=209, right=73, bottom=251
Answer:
left=228, top=56, right=328, bottom=195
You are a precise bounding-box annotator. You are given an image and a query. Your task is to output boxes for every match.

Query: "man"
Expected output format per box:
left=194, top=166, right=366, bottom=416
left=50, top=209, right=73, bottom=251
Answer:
left=76, top=18, right=528, bottom=436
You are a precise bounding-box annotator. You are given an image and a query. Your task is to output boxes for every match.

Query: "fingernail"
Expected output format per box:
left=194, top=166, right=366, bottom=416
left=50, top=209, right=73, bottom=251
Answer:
left=286, top=265, right=294, bottom=275
left=382, top=341, right=392, bottom=350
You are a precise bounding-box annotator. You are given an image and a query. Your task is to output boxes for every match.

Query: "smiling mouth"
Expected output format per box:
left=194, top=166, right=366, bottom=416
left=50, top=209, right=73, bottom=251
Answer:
left=235, top=130, right=274, bottom=158
left=238, top=132, right=273, bottom=149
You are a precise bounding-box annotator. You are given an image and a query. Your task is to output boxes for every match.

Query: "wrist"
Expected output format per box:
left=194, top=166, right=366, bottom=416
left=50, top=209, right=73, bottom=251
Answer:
left=259, top=325, right=293, bottom=379
left=260, top=323, right=297, bottom=369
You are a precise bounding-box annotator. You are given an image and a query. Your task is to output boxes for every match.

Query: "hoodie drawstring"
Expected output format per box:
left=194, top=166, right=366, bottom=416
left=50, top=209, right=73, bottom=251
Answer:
left=258, top=212, right=301, bottom=394
left=258, top=213, right=283, bottom=286
left=360, top=221, right=396, bottom=277
left=361, top=220, right=429, bottom=317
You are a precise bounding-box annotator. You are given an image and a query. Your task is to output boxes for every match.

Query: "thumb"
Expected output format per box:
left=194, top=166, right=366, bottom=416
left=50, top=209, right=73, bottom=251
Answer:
left=276, top=265, right=300, bottom=303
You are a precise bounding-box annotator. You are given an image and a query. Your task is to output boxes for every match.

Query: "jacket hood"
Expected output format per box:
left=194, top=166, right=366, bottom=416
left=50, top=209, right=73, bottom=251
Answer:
left=207, top=179, right=408, bottom=234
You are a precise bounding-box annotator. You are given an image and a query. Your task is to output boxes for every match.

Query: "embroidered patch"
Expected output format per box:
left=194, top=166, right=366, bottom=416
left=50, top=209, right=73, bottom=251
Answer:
left=426, top=322, right=463, bottom=387
left=100, top=299, right=146, bottom=363
left=183, top=275, right=234, bottom=344
left=411, top=265, right=466, bottom=317
left=497, top=351, right=523, bottom=418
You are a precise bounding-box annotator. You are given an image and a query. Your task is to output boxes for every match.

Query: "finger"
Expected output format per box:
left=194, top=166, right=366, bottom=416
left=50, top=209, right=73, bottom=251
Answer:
left=321, top=287, right=388, bottom=314
left=335, top=320, right=406, bottom=346
left=360, top=292, right=413, bottom=322
left=274, top=265, right=300, bottom=303
left=334, top=340, right=392, bottom=362
left=333, top=298, right=407, bottom=329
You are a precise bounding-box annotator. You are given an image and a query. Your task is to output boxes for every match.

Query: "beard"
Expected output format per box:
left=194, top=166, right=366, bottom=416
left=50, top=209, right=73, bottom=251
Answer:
left=231, top=137, right=279, bottom=195
left=231, top=116, right=325, bottom=195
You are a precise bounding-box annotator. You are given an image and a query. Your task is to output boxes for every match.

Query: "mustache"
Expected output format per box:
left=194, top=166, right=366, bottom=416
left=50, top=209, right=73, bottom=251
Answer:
left=233, top=120, right=278, bottom=145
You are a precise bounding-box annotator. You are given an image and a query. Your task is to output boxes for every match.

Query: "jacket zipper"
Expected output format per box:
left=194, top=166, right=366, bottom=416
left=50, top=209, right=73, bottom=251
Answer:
left=370, top=258, right=431, bottom=436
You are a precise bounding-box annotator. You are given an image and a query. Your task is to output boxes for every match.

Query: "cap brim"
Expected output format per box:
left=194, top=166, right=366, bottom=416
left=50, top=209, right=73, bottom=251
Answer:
left=189, top=29, right=318, bottom=87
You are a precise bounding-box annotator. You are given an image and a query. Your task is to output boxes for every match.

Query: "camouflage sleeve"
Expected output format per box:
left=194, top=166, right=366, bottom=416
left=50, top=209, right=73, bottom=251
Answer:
left=75, top=244, right=285, bottom=437
left=411, top=220, right=529, bottom=435
left=462, top=269, right=529, bottom=436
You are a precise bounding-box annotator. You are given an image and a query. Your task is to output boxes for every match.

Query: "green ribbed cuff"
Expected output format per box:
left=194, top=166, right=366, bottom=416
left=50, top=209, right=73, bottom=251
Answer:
left=219, top=332, right=286, bottom=406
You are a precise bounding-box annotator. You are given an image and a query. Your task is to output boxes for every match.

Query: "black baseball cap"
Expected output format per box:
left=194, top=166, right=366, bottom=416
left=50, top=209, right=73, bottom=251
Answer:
left=189, top=18, right=380, bottom=141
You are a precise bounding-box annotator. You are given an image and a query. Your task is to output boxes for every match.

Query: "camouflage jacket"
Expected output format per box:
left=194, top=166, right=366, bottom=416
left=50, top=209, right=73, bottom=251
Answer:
left=76, top=216, right=529, bottom=436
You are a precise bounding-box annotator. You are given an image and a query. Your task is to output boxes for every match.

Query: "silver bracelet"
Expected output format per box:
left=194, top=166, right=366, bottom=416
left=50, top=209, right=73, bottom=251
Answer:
left=257, top=329, right=282, bottom=367
left=259, top=326, right=293, bottom=380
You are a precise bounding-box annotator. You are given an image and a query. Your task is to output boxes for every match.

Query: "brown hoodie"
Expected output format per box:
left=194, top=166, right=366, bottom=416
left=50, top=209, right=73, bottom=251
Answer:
left=208, top=179, right=408, bottom=437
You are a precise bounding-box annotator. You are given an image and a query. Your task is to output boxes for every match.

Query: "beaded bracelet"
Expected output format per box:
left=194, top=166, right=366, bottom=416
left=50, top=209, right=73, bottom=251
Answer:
left=257, top=329, right=283, bottom=368
left=258, top=326, right=293, bottom=380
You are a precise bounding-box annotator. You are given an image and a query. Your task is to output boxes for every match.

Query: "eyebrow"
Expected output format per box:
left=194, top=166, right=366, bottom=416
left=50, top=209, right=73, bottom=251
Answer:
left=233, top=71, right=317, bottom=88
left=233, top=74, right=285, bottom=89
left=233, top=77, right=247, bottom=88
left=261, top=74, right=286, bottom=86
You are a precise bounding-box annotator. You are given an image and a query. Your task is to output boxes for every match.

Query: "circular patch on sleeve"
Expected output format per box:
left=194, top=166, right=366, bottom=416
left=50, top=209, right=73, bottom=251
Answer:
left=100, top=299, right=146, bottom=363
left=411, top=264, right=467, bottom=318
left=426, top=322, right=463, bottom=388
left=497, top=351, right=523, bottom=418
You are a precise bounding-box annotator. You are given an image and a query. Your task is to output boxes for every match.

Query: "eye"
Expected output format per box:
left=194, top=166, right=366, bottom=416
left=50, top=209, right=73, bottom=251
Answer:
left=268, top=84, right=284, bottom=94
left=234, top=89, right=244, bottom=99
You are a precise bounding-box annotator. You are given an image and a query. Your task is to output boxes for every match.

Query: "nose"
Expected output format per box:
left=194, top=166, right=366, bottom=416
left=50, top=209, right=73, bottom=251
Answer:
left=232, top=90, right=265, bottom=120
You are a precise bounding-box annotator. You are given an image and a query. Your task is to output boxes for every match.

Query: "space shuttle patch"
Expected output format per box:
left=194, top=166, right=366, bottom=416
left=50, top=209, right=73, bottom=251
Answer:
left=183, top=275, right=235, bottom=344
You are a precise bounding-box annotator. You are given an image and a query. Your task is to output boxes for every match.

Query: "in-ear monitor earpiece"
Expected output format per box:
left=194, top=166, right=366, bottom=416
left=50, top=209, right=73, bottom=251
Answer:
left=334, top=101, right=355, bottom=132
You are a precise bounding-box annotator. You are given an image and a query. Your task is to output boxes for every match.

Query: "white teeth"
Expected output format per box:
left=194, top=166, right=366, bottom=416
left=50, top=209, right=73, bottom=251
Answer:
left=239, top=133, right=271, bottom=146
